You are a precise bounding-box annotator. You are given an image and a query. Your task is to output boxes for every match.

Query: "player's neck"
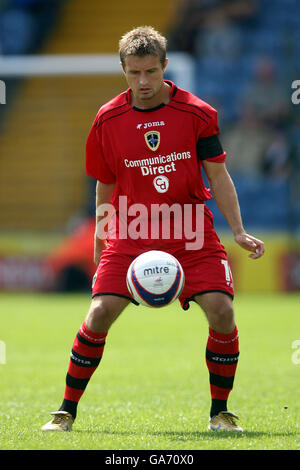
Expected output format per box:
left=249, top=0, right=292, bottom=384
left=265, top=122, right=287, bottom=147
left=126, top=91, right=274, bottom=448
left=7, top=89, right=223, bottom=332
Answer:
left=131, top=81, right=171, bottom=110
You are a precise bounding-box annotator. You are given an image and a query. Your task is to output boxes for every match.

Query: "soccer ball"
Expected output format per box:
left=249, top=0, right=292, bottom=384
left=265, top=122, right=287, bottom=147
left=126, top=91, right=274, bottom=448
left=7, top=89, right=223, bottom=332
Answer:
left=126, top=250, right=185, bottom=307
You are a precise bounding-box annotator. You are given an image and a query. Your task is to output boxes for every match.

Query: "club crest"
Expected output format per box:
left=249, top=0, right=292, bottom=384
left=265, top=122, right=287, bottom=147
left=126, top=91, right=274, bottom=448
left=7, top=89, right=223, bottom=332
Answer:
left=144, top=131, right=160, bottom=151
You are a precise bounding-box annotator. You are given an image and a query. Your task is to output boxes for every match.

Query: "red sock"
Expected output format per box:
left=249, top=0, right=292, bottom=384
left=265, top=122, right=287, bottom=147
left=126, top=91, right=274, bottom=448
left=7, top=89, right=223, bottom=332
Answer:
left=206, top=326, right=239, bottom=411
left=59, top=321, right=107, bottom=419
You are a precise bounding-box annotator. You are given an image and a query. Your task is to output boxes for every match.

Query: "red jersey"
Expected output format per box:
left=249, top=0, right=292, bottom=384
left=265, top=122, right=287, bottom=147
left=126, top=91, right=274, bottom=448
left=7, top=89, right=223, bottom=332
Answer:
left=86, top=80, right=226, bottom=251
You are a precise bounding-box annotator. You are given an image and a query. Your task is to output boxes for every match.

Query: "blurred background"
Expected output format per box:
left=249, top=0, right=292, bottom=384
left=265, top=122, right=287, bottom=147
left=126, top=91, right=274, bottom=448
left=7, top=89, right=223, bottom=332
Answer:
left=0, top=0, right=299, bottom=295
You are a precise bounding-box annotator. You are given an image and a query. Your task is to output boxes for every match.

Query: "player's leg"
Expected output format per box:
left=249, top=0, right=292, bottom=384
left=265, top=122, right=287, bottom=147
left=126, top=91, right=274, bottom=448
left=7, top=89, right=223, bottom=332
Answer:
left=195, top=291, right=236, bottom=334
left=85, top=294, right=130, bottom=332
left=41, top=295, right=129, bottom=431
left=194, top=292, right=242, bottom=431
left=42, top=248, right=137, bottom=431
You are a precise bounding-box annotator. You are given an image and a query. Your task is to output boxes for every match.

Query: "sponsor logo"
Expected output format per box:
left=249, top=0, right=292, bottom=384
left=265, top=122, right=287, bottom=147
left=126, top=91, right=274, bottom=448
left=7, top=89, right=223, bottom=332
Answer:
left=145, top=131, right=160, bottom=151
left=123, top=151, right=191, bottom=177
left=70, top=352, right=91, bottom=366
left=144, top=267, right=170, bottom=276
left=211, top=356, right=239, bottom=363
left=153, top=175, right=169, bottom=193
left=137, top=120, right=165, bottom=130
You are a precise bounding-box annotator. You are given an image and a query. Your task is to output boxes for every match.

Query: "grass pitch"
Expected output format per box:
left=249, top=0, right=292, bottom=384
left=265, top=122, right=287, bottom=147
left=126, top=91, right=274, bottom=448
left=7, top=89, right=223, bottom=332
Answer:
left=0, top=291, right=299, bottom=450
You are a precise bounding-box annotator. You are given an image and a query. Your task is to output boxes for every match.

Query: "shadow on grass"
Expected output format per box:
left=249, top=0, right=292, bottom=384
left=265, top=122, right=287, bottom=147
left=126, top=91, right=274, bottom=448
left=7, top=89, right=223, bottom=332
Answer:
left=74, top=428, right=299, bottom=440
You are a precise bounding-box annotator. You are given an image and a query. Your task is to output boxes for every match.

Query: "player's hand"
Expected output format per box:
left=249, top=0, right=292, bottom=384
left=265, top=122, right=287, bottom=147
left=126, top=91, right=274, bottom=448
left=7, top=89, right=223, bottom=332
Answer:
left=234, top=232, right=265, bottom=259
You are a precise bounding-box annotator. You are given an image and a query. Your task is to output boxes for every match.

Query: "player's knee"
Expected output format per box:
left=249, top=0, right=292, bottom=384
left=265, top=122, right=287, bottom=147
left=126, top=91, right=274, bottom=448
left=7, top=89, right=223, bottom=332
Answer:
left=90, top=298, right=112, bottom=318
left=216, top=300, right=234, bottom=320
left=204, top=296, right=235, bottom=333
left=212, top=302, right=235, bottom=332
left=86, top=296, right=125, bottom=332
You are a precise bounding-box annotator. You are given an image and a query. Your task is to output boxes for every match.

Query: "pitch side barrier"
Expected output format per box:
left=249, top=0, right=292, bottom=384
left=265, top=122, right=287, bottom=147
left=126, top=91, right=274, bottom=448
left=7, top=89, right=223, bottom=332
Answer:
left=0, top=53, right=196, bottom=93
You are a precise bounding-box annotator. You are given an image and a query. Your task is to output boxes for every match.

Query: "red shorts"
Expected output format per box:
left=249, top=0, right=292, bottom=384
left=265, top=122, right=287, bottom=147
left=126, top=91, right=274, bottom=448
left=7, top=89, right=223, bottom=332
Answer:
left=92, top=213, right=234, bottom=310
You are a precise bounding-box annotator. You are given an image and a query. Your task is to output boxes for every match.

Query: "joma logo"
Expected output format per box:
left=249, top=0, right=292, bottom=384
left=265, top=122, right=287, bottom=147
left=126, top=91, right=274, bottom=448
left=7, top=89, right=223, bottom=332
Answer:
left=137, top=120, right=165, bottom=130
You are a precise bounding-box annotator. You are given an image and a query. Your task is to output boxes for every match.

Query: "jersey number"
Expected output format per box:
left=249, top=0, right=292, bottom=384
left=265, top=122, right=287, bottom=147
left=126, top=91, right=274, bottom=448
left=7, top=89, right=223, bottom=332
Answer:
left=221, top=259, right=232, bottom=283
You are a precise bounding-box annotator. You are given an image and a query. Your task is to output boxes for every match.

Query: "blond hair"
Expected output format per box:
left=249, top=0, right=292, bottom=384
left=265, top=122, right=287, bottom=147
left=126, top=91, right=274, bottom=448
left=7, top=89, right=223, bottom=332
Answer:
left=119, top=26, right=167, bottom=68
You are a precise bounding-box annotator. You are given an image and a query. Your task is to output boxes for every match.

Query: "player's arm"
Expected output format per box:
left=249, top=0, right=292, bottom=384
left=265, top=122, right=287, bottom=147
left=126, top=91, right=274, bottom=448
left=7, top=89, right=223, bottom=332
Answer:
left=94, top=181, right=115, bottom=265
left=202, top=160, right=265, bottom=259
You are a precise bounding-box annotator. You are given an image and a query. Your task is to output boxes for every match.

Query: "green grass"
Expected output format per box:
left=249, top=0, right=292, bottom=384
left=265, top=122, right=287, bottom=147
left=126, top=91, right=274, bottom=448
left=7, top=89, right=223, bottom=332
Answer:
left=0, top=292, right=299, bottom=450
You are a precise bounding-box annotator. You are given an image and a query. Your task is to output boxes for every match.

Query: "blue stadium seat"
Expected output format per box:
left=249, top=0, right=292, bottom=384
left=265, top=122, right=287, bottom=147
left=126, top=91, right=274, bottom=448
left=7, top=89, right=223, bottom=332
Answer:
left=206, top=174, right=289, bottom=231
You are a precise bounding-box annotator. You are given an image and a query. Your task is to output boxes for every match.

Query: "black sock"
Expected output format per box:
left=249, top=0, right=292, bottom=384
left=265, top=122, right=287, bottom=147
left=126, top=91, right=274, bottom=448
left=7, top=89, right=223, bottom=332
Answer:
left=59, top=398, right=78, bottom=420
left=210, top=399, right=227, bottom=418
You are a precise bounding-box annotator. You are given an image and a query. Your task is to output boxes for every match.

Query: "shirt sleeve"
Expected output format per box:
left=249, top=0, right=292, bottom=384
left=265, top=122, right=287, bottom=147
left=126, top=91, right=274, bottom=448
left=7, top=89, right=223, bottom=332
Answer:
left=196, top=108, right=227, bottom=163
left=85, top=121, right=116, bottom=184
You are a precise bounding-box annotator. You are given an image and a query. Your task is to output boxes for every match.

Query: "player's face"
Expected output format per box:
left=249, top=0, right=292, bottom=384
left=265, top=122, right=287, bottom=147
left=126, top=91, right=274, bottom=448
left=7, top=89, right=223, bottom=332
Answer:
left=122, top=54, right=168, bottom=109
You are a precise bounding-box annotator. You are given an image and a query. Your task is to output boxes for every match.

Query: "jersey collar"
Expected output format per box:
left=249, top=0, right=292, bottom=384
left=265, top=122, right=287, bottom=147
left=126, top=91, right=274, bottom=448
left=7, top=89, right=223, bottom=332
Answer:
left=126, top=80, right=178, bottom=112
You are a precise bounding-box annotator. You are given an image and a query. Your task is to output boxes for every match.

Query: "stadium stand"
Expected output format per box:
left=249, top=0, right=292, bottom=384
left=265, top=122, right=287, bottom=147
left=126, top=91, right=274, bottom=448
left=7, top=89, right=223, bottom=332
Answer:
left=0, top=0, right=61, bottom=54
left=0, top=0, right=299, bottom=292
left=0, top=0, right=174, bottom=231
left=167, top=0, right=300, bottom=232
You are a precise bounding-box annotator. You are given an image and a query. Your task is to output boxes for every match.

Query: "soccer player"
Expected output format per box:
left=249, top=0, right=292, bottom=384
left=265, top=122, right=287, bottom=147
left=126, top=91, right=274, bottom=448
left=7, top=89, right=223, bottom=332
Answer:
left=42, top=26, right=264, bottom=432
